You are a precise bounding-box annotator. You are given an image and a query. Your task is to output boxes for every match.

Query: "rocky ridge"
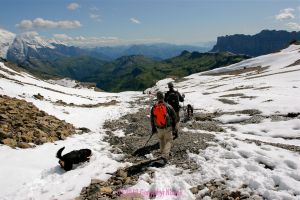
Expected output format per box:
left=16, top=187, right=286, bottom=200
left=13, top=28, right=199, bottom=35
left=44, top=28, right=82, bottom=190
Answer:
left=0, top=95, right=76, bottom=148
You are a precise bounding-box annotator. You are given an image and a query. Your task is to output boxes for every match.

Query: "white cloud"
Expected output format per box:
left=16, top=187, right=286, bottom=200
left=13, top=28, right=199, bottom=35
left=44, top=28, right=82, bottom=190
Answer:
left=275, top=8, right=295, bottom=20
left=89, top=14, right=101, bottom=22
left=90, top=6, right=99, bottom=12
left=53, top=34, right=72, bottom=40
left=130, top=18, right=141, bottom=24
left=16, top=20, right=33, bottom=29
left=22, top=31, right=40, bottom=37
left=16, top=18, right=82, bottom=29
left=67, top=3, right=79, bottom=10
left=52, top=33, right=161, bottom=47
left=53, top=33, right=120, bottom=46
left=286, top=22, right=300, bottom=30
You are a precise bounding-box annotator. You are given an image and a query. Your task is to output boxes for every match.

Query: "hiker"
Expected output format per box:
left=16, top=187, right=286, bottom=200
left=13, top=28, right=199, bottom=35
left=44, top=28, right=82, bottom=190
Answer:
left=151, top=91, right=177, bottom=160
left=164, top=82, right=184, bottom=128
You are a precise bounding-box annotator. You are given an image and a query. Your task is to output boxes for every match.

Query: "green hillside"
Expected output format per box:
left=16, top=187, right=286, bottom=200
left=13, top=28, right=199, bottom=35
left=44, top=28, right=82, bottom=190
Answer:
left=17, top=52, right=250, bottom=92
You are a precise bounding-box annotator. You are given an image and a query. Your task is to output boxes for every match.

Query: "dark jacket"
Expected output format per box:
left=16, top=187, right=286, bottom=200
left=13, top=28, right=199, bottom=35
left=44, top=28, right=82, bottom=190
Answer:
left=150, top=101, right=177, bottom=133
left=164, top=89, right=184, bottom=112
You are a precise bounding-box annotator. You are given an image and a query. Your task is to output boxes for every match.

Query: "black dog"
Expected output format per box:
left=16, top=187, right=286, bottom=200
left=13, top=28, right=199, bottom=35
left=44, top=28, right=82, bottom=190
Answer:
left=187, top=104, right=194, bottom=118
left=56, top=147, right=92, bottom=171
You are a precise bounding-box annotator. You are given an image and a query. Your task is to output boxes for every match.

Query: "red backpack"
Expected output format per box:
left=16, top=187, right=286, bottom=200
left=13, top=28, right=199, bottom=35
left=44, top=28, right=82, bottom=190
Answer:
left=153, top=102, right=169, bottom=128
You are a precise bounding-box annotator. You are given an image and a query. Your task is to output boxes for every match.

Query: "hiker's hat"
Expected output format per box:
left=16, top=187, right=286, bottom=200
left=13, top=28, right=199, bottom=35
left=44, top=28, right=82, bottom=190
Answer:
left=168, top=82, right=174, bottom=88
left=156, top=91, right=164, bottom=100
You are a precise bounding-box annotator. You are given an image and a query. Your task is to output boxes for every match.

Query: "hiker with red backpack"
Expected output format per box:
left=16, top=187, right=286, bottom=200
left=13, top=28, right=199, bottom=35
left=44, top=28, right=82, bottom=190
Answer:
left=151, top=91, right=177, bottom=161
left=164, top=82, right=185, bottom=130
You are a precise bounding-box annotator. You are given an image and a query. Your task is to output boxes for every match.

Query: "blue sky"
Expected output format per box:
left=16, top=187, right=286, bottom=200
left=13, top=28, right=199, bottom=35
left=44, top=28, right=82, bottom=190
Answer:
left=0, top=0, right=299, bottom=46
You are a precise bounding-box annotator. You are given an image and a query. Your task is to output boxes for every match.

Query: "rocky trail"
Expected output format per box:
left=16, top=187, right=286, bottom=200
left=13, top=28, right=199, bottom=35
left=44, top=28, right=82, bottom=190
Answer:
left=78, top=96, right=268, bottom=200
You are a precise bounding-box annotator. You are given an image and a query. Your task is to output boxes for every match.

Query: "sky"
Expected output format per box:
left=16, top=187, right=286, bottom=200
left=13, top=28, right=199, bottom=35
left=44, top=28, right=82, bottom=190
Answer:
left=0, top=0, right=300, bottom=46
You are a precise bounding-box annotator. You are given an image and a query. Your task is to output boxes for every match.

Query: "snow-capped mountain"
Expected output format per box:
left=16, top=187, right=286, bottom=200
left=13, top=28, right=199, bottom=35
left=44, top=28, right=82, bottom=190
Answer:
left=0, top=28, right=15, bottom=58
left=6, top=31, right=58, bottom=64
left=2, top=29, right=107, bottom=66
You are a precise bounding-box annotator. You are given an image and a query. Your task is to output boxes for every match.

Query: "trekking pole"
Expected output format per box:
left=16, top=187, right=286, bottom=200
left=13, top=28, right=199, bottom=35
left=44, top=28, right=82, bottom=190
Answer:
left=143, top=133, right=154, bottom=148
left=182, top=100, right=185, bottom=122
left=132, top=133, right=154, bottom=162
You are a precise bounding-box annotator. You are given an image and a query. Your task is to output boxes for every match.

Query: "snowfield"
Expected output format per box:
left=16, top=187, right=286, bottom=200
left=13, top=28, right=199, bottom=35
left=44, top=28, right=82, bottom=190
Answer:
left=142, top=44, right=300, bottom=200
left=0, top=44, right=300, bottom=200
left=0, top=62, right=142, bottom=199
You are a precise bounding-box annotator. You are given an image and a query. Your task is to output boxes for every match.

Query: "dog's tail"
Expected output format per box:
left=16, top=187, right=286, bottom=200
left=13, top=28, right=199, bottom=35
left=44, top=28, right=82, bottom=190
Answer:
left=56, top=147, right=65, bottom=159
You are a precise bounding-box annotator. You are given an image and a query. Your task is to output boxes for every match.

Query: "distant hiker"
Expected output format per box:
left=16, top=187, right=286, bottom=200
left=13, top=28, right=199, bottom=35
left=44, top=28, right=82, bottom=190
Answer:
left=164, top=82, right=184, bottom=128
left=151, top=91, right=178, bottom=160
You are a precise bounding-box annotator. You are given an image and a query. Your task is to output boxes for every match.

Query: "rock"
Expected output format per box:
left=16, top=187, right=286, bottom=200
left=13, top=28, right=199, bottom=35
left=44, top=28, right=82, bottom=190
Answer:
left=33, top=93, right=44, bottom=100
left=78, top=127, right=91, bottom=133
left=197, top=185, right=205, bottom=191
left=116, top=169, right=127, bottom=179
left=100, top=187, right=113, bottom=194
left=0, top=114, right=9, bottom=120
left=0, top=124, right=9, bottom=131
left=124, top=177, right=132, bottom=184
left=17, top=142, right=32, bottom=148
left=91, top=179, right=105, bottom=185
left=21, top=133, right=33, bottom=142
left=2, top=138, right=17, bottom=147
left=0, top=128, right=10, bottom=139
left=190, top=186, right=199, bottom=194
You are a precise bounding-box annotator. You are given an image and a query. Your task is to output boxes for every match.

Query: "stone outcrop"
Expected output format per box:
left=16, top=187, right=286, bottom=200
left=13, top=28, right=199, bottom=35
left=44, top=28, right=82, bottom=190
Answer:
left=211, top=30, right=300, bottom=56
left=0, top=95, right=76, bottom=148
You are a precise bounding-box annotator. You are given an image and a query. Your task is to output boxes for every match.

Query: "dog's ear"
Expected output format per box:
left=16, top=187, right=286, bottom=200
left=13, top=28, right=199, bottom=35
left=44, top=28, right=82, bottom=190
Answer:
left=59, top=160, right=65, bottom=168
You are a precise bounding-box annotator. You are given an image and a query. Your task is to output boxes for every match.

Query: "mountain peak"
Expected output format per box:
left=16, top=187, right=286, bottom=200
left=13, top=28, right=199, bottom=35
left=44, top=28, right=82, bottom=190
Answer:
left=0, top=28, right=16, bottom=58
left=16, top=32, right=55, bottom=50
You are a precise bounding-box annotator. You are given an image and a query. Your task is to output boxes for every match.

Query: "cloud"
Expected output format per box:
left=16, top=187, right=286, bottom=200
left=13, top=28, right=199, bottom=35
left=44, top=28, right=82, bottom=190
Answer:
left=52, top=33, right=162, bottom=47
left=286, top=22, right=300, bottom=30
left=130, top=18, right=141, bottom=24
left=275, top=8, right=295, bottom=20
left=53, top=34, right=72, bottom=40
left=16, top=18, right=82, bottom=29
left=16, top=20, right=33, bottom=29
left=90, top=6, right=99, bottom=12
left=89, top=14, right=101, bottom=22
left=21, top=31, right=40, bottom=37
left=67, top=3, right=79, bottom=10
left=53, top=33, right=120, bottom=46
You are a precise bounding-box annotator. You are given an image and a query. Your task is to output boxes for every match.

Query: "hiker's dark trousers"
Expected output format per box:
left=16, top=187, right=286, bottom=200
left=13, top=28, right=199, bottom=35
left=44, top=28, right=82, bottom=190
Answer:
left=175, top=111, right=180, bottom=130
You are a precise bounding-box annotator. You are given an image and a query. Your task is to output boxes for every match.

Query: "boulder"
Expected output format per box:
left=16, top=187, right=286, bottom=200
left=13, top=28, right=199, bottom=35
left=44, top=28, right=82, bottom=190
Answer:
left=2, top=138, right=17, bottom=148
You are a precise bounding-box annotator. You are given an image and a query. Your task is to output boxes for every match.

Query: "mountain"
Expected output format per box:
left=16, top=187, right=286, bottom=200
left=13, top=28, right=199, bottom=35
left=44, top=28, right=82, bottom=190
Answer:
left=6, top=32, right=108, bottom=67
left=0, top=29, right=15, bottom=58
left=7, top=32, right=57, bottom=65
left=92, top=43, right=212, bottom=60
left=82, top=52, right=249, bottom=92
left=211, top=30, right=300, bottom=56
left=1, top=28, right=247, bottom=92
left=122, top=43, right=211, bottom=60
left=163, top=51, right=250, bottom=76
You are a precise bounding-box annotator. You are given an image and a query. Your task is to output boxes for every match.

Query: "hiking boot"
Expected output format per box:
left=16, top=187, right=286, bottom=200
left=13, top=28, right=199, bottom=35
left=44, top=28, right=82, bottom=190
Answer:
left=150, top=157, right=168, bottom=167
left=161, top=157, right=168, bottom=164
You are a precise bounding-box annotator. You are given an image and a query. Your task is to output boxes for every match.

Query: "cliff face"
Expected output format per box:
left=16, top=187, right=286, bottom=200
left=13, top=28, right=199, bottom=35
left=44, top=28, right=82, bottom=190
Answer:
left=211, top=30, right=300, bottom=56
